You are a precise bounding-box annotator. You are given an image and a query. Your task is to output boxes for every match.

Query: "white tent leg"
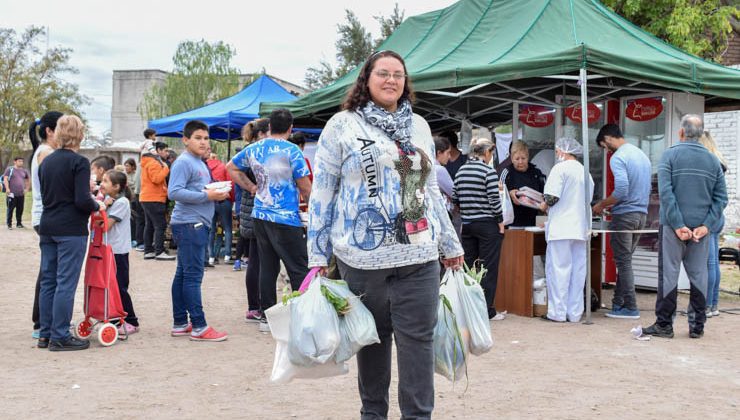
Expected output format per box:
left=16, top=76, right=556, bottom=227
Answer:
left=580, top=67, right=593, bottom=325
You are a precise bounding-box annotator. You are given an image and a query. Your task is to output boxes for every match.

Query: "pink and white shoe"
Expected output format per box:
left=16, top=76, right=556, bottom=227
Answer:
left=245, top=310, right=263, bottom=323
left=118, top=323, right=140, bottom=336
left=171, top=324, right=192, bottom=337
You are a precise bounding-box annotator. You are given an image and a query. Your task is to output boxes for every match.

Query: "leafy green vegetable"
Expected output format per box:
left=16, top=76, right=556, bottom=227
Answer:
left=321, top=285, right=351, bottom=315
left=463, top=261, right=487, bottom=285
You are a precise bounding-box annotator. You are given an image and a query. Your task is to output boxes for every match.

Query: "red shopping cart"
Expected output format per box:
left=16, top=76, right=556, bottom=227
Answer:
left=72, top=211, right=127, bottom=347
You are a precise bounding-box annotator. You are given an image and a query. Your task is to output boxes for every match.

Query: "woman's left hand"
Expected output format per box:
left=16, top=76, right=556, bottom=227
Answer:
left=442, top=255, right=464, bottom=270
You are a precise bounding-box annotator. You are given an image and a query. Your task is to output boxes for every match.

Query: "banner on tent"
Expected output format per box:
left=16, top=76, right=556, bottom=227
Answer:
left=518, top=105, right=554, bottom=128
left=625, top=97, right=663, bottom=122
left=565, top=103, right=601, bottom=124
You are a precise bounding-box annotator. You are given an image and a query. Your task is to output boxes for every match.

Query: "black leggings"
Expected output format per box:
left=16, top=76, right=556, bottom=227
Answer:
left=245, top=239, right=260, bottom=311
left=235, top=235, right=250, bottom=261
left=114, top=253, right=139, bottom=326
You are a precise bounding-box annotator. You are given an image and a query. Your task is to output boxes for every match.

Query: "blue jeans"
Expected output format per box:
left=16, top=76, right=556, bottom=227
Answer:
left=39, top=235, right=88, bottom=340
left=208, top=200, right=232, bottom=259
left=706, top=232, right=721, bottom=308
left=171, top=223, right=208, bottom=329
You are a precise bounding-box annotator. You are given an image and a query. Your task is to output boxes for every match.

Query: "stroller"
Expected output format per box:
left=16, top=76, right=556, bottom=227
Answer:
left=71, top=211, right=128, bottom=347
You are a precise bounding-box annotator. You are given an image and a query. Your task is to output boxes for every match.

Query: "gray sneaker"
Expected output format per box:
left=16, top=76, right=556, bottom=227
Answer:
left=155, top=252, right=176, bottom=261
left=143, top=252, right=156, bottom=260
left=711, top=306, right=720, bottom=317
left=642, top=323, right=674, bottom=338
left=258, top=320, right=271, bottom=333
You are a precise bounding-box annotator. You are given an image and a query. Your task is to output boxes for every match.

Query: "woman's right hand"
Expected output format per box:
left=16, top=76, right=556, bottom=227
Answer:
left=312, top=266, right=328, bottom=277
left=509, top=189, right=521, bottom=206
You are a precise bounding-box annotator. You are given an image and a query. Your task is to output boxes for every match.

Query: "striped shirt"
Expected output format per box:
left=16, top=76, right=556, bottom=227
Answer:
left=453, top=158, right=503, bottom=223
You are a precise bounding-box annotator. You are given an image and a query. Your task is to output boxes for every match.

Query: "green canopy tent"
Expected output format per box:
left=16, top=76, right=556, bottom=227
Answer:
left=262, top=0, right=740, bottom=128
left=263, top=0, right=740, bottom=322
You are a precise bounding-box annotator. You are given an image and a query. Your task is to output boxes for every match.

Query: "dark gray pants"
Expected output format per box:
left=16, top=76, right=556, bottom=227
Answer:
left=337, top=259, right=440, bottom=420
left=609, top=212, right=646, bottom=310
left=655, top=226, right=709, bottom=333
left=141, top=201, right=167, bottom=254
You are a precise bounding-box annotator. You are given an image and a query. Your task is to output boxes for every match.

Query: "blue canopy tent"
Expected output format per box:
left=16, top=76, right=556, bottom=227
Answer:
left=148, top=75, right=298, bottom=141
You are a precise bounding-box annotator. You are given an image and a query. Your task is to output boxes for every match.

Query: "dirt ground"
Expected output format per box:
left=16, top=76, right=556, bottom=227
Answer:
left=2, top=227, right=739, bottom=419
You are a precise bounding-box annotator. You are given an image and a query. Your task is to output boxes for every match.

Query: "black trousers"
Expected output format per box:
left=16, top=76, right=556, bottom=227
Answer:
left=245, top=238, right=261, bottom=311
left=6, top=194, right=24, bottom=226
left=253, top=220, right=308, bottom=310
left=461, top=220, right=504, bottom=318
left=131, top=198, right=145, bottom=244
left=114, top=253, right=138, bottom=326
left=141, top=201, right=167, bottom=254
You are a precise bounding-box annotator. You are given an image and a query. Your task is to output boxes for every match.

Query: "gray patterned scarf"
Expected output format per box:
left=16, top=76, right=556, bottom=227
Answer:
left=359, top=100, right=415, bottom=155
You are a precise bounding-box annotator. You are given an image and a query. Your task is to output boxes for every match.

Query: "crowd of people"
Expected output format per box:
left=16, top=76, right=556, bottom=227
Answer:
left=7, top=48, right=729, bottom=419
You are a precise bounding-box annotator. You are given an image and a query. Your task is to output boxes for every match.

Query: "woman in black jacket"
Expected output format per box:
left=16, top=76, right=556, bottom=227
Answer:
left=499, top=141, right=546, bottom=227
left=38, top=115, right=105, bottom=351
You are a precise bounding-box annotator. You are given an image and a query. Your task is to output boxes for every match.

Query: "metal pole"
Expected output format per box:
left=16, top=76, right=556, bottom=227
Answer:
left=227, top=122, right=232, bottom=160
left=580, top=67, right=593, bottom=325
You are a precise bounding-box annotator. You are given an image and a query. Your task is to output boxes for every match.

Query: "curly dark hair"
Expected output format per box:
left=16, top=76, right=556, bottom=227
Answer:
left=342, top=50, right=415, bottom=111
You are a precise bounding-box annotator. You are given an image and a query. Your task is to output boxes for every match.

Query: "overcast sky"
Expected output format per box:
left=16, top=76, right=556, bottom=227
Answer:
left=1, top=0, right=454, bottom=136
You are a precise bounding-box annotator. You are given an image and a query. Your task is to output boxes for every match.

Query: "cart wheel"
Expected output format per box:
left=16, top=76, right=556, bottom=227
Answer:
left=97, top=323, right=118, bottom=347
left=73, top=319, right=93, bottom=339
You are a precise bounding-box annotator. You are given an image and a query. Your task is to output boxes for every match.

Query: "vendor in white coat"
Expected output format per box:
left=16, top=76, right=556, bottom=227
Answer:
left=539, top=137, right=594, bottom=322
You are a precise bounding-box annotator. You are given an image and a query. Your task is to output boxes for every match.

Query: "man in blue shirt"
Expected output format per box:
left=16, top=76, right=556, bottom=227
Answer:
left=227, top=109, right=312, bottom=329
left=167, top=120, right=230, bottom=342
left=593, top=124, right=651, bottom=319
left=643, top=115, right=727, bottom=339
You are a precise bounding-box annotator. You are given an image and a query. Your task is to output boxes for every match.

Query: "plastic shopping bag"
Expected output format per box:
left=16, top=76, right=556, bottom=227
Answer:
left=433, top=275, right=468, bottom=382
left=500, top=186, right=514, bottom=226
left=455, top=270, right=493, bottom=356
left=321, top=279, right=380, bottom=363
left=288, top=278, right=342, bottom=367
left=433, top=293, right=467, bottom=382
left=265, top=302, right=348, bottom=384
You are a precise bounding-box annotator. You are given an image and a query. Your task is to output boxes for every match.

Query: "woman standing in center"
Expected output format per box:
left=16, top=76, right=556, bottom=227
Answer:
left=453, top=137, right=506, bottom=320
left=307, top=50, right=463, bottom=419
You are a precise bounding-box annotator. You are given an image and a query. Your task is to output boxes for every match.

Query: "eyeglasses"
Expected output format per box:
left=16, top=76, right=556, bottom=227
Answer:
left=373, top=70, right=406, bottom=81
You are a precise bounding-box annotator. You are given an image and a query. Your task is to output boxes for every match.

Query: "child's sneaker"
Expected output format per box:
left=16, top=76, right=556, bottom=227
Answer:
left=233, top=260, right=242, bottom=271
left=190, top=326, right=228, bottom=342
left=118, top=323, right=140, bottom=336
left=171, top=324, right=192, bottom=337
left=245, top=310, right=262, bottom=323
left=224, top=256, right=231, bottom=263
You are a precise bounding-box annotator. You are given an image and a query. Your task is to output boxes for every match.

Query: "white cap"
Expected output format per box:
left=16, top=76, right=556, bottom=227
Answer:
left=555, top=137, right=583, bottom=156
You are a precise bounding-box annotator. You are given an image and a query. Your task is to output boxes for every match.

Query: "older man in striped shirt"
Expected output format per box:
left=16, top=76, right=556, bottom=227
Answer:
left=453, top=137, right=506, bottom=321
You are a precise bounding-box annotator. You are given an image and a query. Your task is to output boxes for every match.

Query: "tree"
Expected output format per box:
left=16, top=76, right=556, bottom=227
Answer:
left=305, top=5, right=405, bottom=90
left=0, top=26, right=88, bottom=163
left=375, top=3, right=405, bottom=46
left=138, top=39, right=241, bottom=120
left=603, top=0, right=739, bottom=62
